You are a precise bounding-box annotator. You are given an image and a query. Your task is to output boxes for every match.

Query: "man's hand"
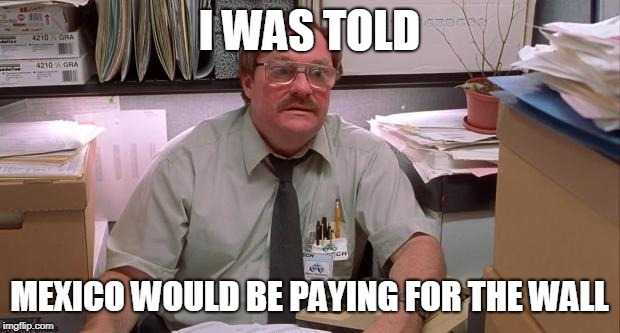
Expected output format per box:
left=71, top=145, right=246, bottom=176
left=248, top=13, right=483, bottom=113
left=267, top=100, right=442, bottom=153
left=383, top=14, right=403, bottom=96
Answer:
left=81, top=266, right=151, bottom=333
left=364, top=233, right=445, bottom=333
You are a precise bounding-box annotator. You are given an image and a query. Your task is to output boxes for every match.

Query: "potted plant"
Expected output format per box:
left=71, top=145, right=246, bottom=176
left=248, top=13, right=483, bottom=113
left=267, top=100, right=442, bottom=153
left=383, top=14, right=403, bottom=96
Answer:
left=433, top=0, right=521, bottom=134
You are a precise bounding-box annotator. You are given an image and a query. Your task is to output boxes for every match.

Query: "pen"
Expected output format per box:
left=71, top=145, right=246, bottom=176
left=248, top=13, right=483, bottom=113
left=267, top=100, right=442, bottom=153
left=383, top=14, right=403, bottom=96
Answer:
left=334, top=199, right=343, bottom=238
left=315, top=221, right=321, bottom=245
left=321, top=217, right=328, bottom=240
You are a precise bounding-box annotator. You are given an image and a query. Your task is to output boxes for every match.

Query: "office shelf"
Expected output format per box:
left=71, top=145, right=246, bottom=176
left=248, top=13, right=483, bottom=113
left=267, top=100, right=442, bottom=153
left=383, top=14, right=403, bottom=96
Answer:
left=0, top=72, right=511, bottom=99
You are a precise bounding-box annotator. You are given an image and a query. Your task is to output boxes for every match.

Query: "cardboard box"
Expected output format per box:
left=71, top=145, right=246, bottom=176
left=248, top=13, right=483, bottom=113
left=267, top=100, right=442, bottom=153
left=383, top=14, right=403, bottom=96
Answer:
left=0, top=5, right=79, bottom=33
left=493, top=105, right=619, bottom=332
left=320, top=0, right=536, bottom=75
left=0, top=144, right=96, bottom=314
left=483, top=266, right=544, bottom=333
left=0, top=53, right=94, bottom=87
left=0, top=30, right=88, bottom=60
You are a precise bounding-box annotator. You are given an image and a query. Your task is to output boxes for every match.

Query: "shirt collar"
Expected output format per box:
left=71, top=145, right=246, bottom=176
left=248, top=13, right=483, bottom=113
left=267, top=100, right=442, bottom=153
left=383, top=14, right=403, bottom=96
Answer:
left=241, top=107, right=333, bottom=176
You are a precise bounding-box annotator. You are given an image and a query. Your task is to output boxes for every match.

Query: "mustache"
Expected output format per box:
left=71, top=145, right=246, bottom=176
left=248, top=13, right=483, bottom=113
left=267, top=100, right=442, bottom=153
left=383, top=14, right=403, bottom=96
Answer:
left=277, top=96, right=319, bottom=111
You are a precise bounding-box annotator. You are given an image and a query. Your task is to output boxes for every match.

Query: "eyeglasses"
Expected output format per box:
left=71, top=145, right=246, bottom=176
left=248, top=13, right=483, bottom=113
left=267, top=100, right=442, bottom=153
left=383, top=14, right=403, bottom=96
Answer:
left=256, top=61, right=338, bottom=89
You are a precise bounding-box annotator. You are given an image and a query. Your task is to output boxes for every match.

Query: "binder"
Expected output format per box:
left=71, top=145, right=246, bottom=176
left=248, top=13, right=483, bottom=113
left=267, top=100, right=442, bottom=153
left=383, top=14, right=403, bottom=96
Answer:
left=94, top=0, right=215, bottom=81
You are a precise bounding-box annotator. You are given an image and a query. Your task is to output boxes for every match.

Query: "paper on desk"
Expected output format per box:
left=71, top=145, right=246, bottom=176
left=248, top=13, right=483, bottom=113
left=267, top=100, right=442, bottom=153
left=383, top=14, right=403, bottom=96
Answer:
left=174, top=321, right=328, bottom=333
left=373, top=109, right=496, bottom=144
left=0, top=149, right=79, bottom=165
left=543, top=75, right=619, bottom=119
left=515, top=44, right=620, bottom=98
left=410, top=156, right=497, bottom=183
left=444, top=144, right=499, bottom=162
left=402, top=127, right=496, bottom=145
left=0, top=120, right=103, bottom=158
left=74, top=109, right=167, bottom=221
left=370, top=121, right=497, bottom=151
left=0, top=145, right=88, bottom=179
left=560, top=92, right=620, bottom=131
left=542, top=30, right=620, bottom=73
left=370, top=122, right=497, bottom=183
left=374, top=109, right=469, bottom=128
left=513, top=17, right=620, bottom=98
left=543, top=16, right=620, bottom=41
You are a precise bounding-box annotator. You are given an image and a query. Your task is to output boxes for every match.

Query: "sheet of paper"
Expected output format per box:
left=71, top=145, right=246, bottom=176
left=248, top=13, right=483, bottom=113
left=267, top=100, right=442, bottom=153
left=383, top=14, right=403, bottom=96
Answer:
left=174, top=321, right=328, bottom=333
left=593, top=118, right=620, bottom=132
left=544, top=75, right=619, bottom=119
left=403, top=128, right=496, bottom=144
left=372, top=109, right=496, bottom=145
left=74, top=109, right=167, bottom=221
left=514, top=44, right=619, bottom=98
left=0, top=120, right=103, bottom=157
left=444, top=145, right=499, bottom=162
left=370, top=122, right=497, bottom=183
left=410, top=156, right=497, bottom=183
left=544, top=15, right=620, bottom=40
left=0, top=145, right=88, bottom=179
left=374, top=109, right=469, bottom=128
left=0, top=96, right=120, bottom=122
left=514, top=17, right=620, bottom=99
left=370, top=121, right=496, bottom=150
left=0, top=149, right=79, bottom=165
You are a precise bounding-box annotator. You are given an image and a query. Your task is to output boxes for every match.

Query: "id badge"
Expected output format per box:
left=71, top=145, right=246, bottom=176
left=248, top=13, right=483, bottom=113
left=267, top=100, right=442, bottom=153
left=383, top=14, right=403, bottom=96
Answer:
left=311, top=238, right=349, bottom=261
left=303, top=252, right=334, bottom=280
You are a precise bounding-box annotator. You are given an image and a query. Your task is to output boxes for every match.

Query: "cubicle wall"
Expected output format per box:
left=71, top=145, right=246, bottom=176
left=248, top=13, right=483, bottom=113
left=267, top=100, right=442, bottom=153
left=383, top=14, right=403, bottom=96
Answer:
left=322, top=0, right=536, bottom=76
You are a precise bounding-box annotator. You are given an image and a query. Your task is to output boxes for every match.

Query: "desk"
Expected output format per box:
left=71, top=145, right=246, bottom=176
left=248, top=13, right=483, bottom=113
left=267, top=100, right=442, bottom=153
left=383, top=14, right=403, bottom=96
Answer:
left=485, top=100, right=619, bottom=332
left=296, top=298, right=470, bottom=333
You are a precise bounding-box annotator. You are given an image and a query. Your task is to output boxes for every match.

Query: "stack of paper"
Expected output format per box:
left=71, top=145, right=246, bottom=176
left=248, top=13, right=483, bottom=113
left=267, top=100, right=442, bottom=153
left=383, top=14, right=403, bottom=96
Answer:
left=0, top=121, right=103, bottom=179
left=513, top=16, right=620, bottom=132
left=95, top=0, right=214, bottom=82
left=369, top=109, right=498, bottom=183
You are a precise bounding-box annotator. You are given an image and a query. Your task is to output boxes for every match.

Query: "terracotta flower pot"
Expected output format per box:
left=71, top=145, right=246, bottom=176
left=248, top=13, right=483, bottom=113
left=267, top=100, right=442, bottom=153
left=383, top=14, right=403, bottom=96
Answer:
left=463, top=78, right=500, bottom=134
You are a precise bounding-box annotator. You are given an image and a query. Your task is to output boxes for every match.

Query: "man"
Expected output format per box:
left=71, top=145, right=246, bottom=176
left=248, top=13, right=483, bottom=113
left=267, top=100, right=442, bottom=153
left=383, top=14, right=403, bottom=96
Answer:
left=83, top=23, right=444, bottom=332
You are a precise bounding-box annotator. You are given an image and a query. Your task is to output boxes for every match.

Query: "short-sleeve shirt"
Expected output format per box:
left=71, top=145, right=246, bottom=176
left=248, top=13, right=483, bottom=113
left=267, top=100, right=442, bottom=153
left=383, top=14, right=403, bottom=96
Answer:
left=106, top=107, right=439, bottom=328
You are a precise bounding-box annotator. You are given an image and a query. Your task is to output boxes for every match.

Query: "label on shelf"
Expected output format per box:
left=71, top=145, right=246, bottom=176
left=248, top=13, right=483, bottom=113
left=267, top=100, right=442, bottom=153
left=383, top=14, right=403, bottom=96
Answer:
left=0, top=53, right=95, bottom=88
left=0, top=5, right=79, bottom=33
left=0, top=30, right=88, bottom=60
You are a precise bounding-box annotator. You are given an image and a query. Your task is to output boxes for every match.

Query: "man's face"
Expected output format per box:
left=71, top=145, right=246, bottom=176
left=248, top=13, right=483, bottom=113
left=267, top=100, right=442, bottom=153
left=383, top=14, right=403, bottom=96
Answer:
left=241, top=31, right=334, bottom=143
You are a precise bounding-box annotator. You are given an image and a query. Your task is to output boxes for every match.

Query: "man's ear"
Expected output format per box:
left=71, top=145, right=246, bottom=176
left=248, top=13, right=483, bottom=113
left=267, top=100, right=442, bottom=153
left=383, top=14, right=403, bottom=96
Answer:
left=240, top=73, right=254, bottom=100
